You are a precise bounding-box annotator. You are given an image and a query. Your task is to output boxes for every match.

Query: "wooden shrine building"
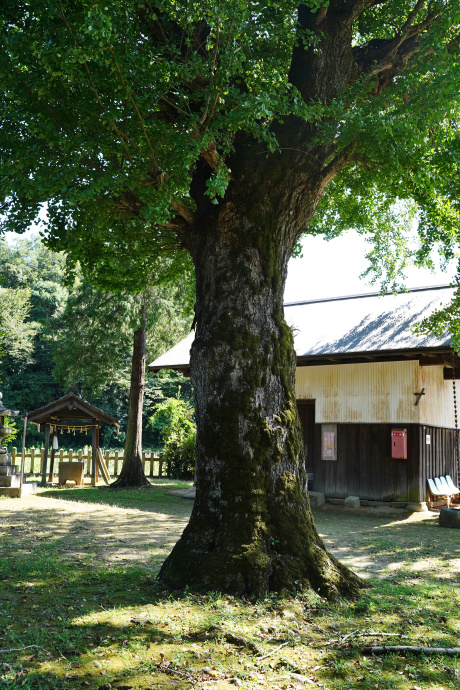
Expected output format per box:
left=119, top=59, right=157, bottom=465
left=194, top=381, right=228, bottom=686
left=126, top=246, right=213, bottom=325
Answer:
left=25, top=394, right=119, bottom=486
left=149, top=285, right=460, bottom=510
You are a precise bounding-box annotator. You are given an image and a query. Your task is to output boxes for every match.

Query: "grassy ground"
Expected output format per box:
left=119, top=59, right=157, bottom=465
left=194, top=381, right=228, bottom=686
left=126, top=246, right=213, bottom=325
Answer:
left=1, top=482, right=460, bottom=689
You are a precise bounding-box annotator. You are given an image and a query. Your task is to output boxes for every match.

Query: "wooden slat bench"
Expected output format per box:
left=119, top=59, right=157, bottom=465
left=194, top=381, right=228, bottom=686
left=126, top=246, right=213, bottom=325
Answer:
left=427, top=475, right=460, bottom=508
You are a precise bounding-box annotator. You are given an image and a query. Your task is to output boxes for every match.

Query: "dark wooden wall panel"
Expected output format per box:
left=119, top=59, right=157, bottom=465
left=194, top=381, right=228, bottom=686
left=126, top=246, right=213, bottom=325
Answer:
left=335, top=425, right=349, bottom=498
left=358, top=426, right=370, bottom=500
left=299, top=413, right=459, bottom=503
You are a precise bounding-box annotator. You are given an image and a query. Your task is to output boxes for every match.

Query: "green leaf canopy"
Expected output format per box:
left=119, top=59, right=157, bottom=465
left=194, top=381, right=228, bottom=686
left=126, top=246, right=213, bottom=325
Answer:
left=1, top=0, right=459, bottom=277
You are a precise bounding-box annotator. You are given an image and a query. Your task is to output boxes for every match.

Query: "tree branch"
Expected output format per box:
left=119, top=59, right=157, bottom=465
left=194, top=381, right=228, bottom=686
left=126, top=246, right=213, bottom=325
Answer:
left=171, top=198, right=195, bottom=225
left=401, top=0, right=426, bottom=34
left=329, top=0, right=388, bottom=23
left=107, top=44, right=163, bottom=180
left=353, top=1, right=440, bottom=93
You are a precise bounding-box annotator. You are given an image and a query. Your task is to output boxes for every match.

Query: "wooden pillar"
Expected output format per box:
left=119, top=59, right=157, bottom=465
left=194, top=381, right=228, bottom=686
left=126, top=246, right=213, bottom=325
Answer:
left=95, top=426, right=100, bottom=483
left=48, top=432, right=57, bottom=483
left=41, top=424, right=50, bottom=485
left=91, top=425, right=97, bottom=486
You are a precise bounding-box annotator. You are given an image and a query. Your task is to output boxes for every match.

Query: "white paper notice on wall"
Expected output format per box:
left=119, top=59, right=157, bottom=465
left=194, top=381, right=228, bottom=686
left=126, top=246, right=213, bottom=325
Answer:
left=426, top=434, right=431, bottom=445
left=321, top=424, right=337, bottom=461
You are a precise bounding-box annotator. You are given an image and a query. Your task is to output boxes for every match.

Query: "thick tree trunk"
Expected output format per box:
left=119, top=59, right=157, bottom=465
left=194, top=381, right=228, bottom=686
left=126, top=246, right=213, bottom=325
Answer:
left=112, top=300, right=149, bottom=488
left=159, top=195, right=363, bottom=598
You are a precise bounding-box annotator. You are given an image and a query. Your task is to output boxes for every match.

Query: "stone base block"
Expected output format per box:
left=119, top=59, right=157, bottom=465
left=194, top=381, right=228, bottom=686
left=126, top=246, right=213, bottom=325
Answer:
left=439, top=507, right=460, bottom=527
left=0, top=465, right=18, bottom=476
left=344, top=495, right=360, bottom=508
left=0, top=482, right=37, bottom=498
left=0, top=473, right=21, bottom=487
left=309, top=491, right=325, bottom=507
left=182, top=488, right=196, bottom=499
left=406, top=502, right=429, bottom=513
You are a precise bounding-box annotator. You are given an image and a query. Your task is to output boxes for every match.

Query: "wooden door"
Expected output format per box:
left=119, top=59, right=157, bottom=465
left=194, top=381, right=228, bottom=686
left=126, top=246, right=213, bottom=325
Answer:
left=297, top=400, right=316, bottom=486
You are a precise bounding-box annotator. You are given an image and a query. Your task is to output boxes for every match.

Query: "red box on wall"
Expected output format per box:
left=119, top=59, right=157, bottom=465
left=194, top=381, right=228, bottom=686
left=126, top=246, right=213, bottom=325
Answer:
left=391, top=428, right=407, bottom=459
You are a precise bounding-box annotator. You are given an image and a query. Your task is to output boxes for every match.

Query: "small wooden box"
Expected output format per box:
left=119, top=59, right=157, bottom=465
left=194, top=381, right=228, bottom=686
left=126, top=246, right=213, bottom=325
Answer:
left=58, top=461, right=85, bottom=486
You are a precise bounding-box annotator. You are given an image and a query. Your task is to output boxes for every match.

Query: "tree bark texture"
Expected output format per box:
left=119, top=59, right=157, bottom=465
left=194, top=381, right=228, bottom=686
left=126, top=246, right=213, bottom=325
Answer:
left=159, top=168, right=363, bottom=598
left=112, top=300, right=149, bottom=488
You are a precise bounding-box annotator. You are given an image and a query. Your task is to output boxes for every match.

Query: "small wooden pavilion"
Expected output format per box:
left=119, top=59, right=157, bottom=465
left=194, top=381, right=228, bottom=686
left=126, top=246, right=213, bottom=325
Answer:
left=25, top=394, right=119, bottom=486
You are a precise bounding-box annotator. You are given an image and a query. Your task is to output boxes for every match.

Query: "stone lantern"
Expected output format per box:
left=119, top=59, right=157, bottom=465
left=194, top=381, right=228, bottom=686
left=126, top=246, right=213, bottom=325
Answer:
left=0, top=392, right=36, bottom=496
left=0, top=391, right=19, bottom=454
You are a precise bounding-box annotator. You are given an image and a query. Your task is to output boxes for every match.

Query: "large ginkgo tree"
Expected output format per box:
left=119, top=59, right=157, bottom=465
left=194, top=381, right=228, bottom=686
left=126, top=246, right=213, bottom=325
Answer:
left=1, top=0, right=460, bottom=597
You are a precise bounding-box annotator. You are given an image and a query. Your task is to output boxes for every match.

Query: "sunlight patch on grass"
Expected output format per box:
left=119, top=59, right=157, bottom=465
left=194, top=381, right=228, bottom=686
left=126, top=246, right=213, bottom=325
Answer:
left=2, top=497, right=460, bottom=688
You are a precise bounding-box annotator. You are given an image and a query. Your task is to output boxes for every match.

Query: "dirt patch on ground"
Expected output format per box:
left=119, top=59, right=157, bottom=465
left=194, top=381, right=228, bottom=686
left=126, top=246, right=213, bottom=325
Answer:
left=314, top=503, right=460, bottom=581
left=2, top=489, right=459, bottom=581
left=0, top=487, right=191, bottom=574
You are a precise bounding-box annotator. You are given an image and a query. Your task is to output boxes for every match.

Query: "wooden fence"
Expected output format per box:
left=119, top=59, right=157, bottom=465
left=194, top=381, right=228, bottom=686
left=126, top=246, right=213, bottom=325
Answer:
left=11, top=447, right=170, bottom=479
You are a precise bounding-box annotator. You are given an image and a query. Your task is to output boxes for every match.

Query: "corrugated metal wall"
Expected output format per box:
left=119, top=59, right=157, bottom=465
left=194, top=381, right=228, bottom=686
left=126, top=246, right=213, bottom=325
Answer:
left=295, top=360, right=420, bottom=424
left=419, top=365, right=456, bottom=428
left=295, top=360, right=455, bottom=426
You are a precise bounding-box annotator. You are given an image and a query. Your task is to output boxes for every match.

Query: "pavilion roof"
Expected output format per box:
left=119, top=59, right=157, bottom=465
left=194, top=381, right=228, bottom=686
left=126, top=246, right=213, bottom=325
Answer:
left=25, top=393, right=119, bottom=428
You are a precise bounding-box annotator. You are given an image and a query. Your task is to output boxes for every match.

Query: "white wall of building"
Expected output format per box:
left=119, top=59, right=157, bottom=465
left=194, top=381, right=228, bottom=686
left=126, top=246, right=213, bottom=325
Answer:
left=295, top=360, right=455, bottom=427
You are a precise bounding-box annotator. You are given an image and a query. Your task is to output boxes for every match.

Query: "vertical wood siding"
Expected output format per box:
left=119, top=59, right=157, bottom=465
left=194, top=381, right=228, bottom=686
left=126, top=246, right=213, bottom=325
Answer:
left=418, top=425, right=458, bottom=503
left=308, top=422, right=458, bottom=503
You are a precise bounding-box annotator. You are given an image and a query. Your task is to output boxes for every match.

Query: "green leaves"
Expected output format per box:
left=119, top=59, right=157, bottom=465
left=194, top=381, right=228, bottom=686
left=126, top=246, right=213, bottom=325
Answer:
left=149, top=393, right=196, bottom=478
left=1, top=0, right=460, bottom=294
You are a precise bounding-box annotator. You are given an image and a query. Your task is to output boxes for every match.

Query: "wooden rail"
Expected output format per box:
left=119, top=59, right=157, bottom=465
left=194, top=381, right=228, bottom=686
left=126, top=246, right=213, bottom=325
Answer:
left=10, top=447, right=169, bottom=479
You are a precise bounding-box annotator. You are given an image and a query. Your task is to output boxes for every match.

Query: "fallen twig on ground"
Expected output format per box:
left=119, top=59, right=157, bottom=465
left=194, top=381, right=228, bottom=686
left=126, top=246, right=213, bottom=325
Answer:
left=363, top=645, right=460, bottom=656
left=0, top=645, right=50, bottom=655
left=256, top=641, right=290, bottom=661
left=337, top=631, right=408, bottom=644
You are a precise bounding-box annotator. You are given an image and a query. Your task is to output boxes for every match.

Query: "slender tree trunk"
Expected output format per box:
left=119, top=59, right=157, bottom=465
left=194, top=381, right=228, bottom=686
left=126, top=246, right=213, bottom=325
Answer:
left=112, top=298, right=149, bottom=488
left=159, top=185, right=364, bottom=598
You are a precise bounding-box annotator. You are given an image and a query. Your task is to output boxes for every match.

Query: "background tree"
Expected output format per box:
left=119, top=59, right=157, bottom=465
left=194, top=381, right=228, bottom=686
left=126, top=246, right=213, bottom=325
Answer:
left=54, top=269, right=194, bottom=485
left=0, top=286, right=37, bottom=362
left=2, top=1, right=460, bottom=596
left=0, top=236, right=68, bottom=442
left=0, top=235, right=193, bottom=450
left=150, top=393, right=196, bottom=478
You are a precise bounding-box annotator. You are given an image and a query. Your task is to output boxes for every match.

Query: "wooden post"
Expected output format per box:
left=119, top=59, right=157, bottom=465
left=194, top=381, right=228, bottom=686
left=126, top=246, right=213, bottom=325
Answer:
left=96, top=426, right=100, bottom=483
left=40, top=448, right=44, bottom=473
left=12, top=447, right=16, bottom=464
left=86, top=448, right=91, bottom=475
left=105, top=450, right=111, bottom=477
left=91, top=426, right=97, bottom=486
left=48, top=433, right=57, bottom=483
left=150, top=452, right=154, bottom=478
left=30, top=447, right=35, bottom=475
left=114, top=450, right=119, bottom=476
left=159, top=456, right=163, bottom=477
left=20, top=416, right=27, bottom=490
left=41, top=424, right=50, bottom=485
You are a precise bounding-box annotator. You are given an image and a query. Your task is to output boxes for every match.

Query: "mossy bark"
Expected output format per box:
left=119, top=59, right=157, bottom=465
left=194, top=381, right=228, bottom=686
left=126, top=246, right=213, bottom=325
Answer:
left=159, top=188, right=363, bottom=598
left=112, top=301, right=149, bottom=488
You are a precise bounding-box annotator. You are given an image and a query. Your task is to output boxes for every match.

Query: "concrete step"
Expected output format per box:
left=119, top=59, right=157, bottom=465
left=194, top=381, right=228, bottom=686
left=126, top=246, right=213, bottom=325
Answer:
left=0, top=482, right=37, bottom=498
left=0, top=465, right=19, bottom=476
left=0, top=474, right=23, bottom=488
